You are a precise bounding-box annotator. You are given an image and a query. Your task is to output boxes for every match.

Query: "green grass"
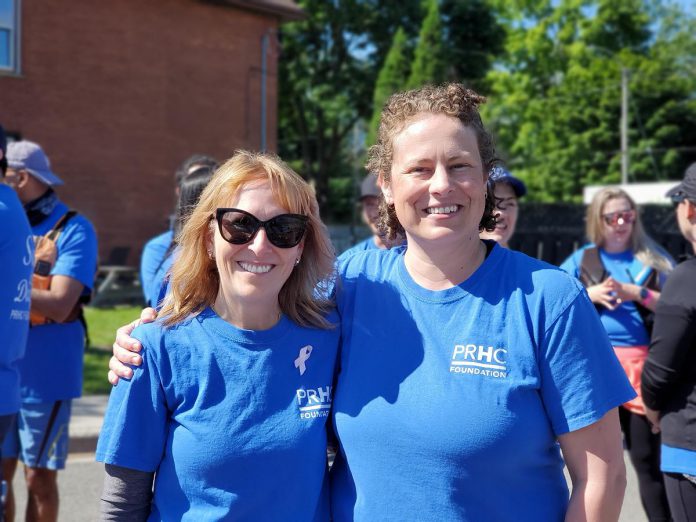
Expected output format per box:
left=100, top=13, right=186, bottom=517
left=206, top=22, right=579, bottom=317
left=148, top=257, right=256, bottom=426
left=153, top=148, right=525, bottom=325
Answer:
left=83, top=306, right=142, bottom=395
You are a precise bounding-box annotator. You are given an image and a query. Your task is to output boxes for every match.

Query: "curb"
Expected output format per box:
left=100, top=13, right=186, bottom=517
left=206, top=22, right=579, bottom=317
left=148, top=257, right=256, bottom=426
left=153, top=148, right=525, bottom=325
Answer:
left=69, top=395, right=107, bottom=454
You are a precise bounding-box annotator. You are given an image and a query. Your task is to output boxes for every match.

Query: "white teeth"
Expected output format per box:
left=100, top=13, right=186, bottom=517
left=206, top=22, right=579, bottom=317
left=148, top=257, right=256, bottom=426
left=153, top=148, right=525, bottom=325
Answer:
left=426, top=205, right=458, bottom=214
left=239, top=262, right=273, bottom=274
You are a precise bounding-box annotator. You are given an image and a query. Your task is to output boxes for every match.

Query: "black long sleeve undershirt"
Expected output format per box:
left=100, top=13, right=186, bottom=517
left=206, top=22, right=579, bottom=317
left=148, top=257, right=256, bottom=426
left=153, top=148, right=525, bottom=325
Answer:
left=100, top=464, right=154, bottom=521
left=642, top=258, right=696, bottom=411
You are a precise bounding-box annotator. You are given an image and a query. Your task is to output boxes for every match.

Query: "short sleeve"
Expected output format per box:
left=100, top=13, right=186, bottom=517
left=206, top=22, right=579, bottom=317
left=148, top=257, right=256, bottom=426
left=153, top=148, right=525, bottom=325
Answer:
left=53, top=216, right=98, bottom=291
left=559, top=251, right=581, bottom=278
left=140, top=233, right=172, bottom=307
left=96, top=329, right=169, bottom=472
left=538, top=292, right=636, bottom=435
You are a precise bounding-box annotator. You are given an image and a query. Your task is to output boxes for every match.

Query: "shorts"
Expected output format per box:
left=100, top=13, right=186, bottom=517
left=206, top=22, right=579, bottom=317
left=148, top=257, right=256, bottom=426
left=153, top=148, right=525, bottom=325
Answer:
left=613, top=345, right=648, bottom=415
left=1, top=400, right=72, bottom=470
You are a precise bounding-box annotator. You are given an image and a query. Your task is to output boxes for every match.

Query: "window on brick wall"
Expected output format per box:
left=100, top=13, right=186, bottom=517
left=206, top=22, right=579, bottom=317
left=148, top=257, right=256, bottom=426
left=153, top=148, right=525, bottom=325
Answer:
left=0, top=0, right=19, bottom=74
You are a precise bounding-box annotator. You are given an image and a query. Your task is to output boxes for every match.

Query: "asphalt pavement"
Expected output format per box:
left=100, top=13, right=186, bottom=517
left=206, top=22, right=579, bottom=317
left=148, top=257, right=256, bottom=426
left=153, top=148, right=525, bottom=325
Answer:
left=6, top=395, right=648, bottom=521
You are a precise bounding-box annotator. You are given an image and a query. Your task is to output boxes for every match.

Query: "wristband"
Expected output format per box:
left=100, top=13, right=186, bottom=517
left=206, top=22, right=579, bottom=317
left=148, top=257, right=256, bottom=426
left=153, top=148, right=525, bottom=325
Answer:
left=639, top=287, right=654, bottom=307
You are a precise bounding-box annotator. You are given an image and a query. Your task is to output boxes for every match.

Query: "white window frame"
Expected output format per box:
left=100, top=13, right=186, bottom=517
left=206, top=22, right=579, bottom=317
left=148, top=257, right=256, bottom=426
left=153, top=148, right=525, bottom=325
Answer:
left=0, top=0, right=20, bottom=74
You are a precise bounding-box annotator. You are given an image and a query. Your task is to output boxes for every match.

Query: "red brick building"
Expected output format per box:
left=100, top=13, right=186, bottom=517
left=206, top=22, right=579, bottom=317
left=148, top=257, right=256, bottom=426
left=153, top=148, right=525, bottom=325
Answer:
left=1, top=0, right=302, bottom=266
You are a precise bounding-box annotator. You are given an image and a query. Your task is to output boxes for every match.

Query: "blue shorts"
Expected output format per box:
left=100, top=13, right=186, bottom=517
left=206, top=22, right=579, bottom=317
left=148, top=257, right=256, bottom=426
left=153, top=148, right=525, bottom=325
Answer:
left=1, top=401, right=72, bottom=470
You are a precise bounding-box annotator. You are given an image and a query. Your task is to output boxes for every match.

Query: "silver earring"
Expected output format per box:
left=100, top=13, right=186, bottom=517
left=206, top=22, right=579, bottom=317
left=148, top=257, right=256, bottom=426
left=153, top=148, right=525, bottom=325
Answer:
left=295, top=257, right=301, bottom=266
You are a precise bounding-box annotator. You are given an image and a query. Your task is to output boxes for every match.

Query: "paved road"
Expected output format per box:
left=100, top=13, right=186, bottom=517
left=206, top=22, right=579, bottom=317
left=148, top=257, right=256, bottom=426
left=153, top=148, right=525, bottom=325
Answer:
left=8, top=451, right=648, bottom=521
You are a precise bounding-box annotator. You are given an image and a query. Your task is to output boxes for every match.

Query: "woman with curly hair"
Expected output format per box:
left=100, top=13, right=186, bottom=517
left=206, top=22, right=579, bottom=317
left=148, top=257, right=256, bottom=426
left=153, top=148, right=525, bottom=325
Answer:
left=110, top=84, right=634, bottom=521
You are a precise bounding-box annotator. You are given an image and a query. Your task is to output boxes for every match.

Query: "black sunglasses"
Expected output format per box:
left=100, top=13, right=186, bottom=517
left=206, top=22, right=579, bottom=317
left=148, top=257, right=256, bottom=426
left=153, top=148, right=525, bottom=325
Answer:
left=214, top=208, right=308, bottom=248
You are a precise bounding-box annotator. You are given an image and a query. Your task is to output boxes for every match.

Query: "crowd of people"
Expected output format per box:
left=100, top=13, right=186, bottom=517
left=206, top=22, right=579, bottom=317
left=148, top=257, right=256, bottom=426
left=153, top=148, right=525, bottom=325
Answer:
left=1, top=81, right=695, bottom=522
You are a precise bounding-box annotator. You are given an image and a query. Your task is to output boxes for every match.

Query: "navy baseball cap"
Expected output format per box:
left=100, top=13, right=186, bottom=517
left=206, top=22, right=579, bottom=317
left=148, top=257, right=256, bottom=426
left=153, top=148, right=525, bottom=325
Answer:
left=488, top=166, right=526, bottom=198
left=360, top=174, right=381, bottom=199
left=6, top=140, right=64, bottom=186
left=666, top=162, right=696, bottom=202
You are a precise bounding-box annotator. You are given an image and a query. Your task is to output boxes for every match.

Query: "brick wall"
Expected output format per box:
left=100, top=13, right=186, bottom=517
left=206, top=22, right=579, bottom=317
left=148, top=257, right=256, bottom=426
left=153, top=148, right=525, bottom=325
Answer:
left=1, top=0, right=281, bottom=265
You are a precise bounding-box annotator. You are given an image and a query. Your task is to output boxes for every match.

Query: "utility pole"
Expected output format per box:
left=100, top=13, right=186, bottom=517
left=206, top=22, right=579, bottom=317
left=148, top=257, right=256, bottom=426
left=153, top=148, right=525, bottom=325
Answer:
left=620, top=67, right=629, bottom=185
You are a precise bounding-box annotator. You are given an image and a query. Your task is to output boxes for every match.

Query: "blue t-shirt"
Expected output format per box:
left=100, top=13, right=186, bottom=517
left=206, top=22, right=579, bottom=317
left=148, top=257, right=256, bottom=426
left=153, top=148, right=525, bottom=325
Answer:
left=140, top=230, right=173, bottom=308
left=0, top=186, right=33, bottom=415
left=97, top=307, right=340, bottom=521
left=560, top=245, right=672, bottom=346
left=330, top=243, right=635, bottom=522
left=662, top=444, right=696, bottom=475
left=338, top=237, right=379, bottom=262
left=19, top=202, right=98, bottom=403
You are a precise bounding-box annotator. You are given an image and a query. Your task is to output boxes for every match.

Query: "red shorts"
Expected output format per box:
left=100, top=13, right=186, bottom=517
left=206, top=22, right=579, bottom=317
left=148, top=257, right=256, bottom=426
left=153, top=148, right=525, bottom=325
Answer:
left=613, top=345, right=648, bottom=416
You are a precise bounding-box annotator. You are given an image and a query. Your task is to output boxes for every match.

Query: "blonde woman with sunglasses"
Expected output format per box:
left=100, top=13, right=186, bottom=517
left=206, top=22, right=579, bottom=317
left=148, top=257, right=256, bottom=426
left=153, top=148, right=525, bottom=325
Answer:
left=561, top=186, right=674, bottom=522
left=96, top=152, right=339, bottom=521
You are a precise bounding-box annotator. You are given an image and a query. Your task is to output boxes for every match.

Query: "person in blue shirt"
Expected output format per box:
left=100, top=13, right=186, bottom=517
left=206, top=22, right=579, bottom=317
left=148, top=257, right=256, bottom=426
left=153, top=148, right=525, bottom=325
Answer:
left=479, top=166, right=526, bottom=249
left=140, top=155, right=218, bottom=307
left=97, top=151, right=340, bottom=521
left=146, top=165, right=215, bottom=308
left=643, top=164, right=696, bottom=522
left=338, top=174, right=404, bottom=261
left=561, top=186, right=674, bottom=521
left=0, top=129, right=33, bottom=448
left=2, top=140, right=98, bottom=522
left=110, top=84, right=634, bottom=521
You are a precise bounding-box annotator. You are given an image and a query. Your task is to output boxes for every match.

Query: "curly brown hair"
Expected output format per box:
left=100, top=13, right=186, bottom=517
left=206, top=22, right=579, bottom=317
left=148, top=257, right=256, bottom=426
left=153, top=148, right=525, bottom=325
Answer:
left=366, top=83, right=497, bottom=239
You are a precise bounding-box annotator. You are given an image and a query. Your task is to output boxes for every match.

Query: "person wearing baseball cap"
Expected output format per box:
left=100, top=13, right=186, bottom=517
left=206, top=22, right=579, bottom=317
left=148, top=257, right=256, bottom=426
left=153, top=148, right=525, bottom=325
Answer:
left=2, top=140, right=97, bottom=522
left=338, top=174, right=405, bottom=261
left=480, top=166, right=527, bottom=249
left=665, top=162, right=696, bottom=207
left=643, top=162, right=696, bottom=521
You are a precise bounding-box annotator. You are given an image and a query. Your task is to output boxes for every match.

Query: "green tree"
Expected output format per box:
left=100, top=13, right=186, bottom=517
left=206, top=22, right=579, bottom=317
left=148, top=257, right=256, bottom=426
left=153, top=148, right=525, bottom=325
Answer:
left=484, top=0, right=696, bottom=202
left=278, top=0, right=504, bottom=219
left=278, top=0, right=423, bottom=221
left=441, top=0, right=505, bottom=89
left=366, top=27, right=412, bottom=147
left=407, top=0, right=448, bottom=89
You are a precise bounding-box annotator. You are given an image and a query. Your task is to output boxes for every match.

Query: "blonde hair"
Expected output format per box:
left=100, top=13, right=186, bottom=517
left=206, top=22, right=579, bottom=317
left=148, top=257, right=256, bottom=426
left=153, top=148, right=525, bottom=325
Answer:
left=366, top=83, right=497, bottom=240
left=586, top=187, right=672, bottom=274
left=159, top=150, right=336, bottom=329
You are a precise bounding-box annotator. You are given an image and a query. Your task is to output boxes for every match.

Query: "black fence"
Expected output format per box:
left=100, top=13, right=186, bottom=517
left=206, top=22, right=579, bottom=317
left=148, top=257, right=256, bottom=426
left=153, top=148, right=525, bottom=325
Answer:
left=510, top=203, right=691, bottom=267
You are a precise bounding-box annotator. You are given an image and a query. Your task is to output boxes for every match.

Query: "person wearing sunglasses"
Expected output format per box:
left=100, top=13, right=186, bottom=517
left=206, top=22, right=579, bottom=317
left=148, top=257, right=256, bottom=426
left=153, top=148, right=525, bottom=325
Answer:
left=96, top=151, right=339, bottom=521
left=108, top=85, right=633, bottom=521
left=642, top=163, right=696, bottom=522
left=479, top=166, right=526, bottom=248
left=561, top=186, right=675, bottom=522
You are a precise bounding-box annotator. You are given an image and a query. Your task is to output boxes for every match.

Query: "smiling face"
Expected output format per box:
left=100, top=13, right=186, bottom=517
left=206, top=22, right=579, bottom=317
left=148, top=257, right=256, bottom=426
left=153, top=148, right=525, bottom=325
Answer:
left=212, top=180, right=303, bottom=306
left=384, top=113, right=487, bottom=247
left=600, top=196, right=634, bottom=252
left=480, top=182, right=518, bottom=248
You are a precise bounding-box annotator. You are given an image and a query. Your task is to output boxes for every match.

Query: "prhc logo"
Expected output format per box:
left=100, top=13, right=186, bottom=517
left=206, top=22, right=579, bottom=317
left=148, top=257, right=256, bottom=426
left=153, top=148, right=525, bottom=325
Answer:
left=450, top=343, right=508, bottom=379
left=296, top=386, right=332, bottom=420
